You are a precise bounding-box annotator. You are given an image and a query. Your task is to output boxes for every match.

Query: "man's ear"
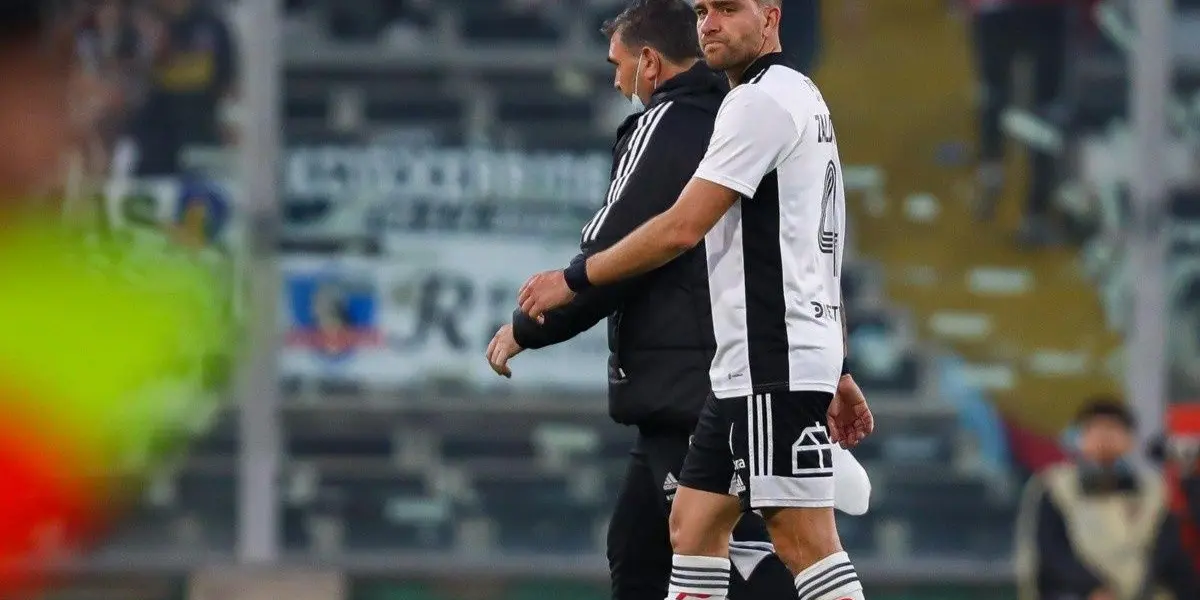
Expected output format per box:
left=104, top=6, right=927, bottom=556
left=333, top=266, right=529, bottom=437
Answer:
left=643, top=48, right=662, bottom=81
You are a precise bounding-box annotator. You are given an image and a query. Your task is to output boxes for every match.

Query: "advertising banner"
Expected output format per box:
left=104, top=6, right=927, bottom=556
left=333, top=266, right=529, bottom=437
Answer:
left=280, top=233, right=609, bottom=391
left=281, top=144, right=610, bottom=244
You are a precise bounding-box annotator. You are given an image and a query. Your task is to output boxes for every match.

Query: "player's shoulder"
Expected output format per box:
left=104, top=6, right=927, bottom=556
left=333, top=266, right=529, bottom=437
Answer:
left=752, top=61, right=824, bottom=97
left=717, top=81, right=789, bottom=122
left=729, top=67, right=821, bottom=111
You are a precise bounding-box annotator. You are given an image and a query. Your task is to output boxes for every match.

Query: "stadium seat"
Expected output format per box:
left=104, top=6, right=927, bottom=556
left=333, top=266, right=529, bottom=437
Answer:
left=352, top=581, right=448, bottom=600
left=457, top=5, right=560, bottom=44
left=503, top=581, right=609, bottom=600
left=473, top=469, right=602, bottom=553
left=851, top=409, right=960, bottom=465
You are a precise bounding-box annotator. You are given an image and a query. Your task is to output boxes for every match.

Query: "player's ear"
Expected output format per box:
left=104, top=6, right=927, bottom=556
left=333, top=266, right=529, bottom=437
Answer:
left=763, top=4, right=780, bottom=32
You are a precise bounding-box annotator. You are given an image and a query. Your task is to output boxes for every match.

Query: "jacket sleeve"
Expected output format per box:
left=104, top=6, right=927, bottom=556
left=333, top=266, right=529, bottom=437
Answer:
left=510, top=253, right=637, bottom=349
left=1033, top=485, right=1106, bottom=596
left=1150, top=512, right=1200, bottom=599
left=511, top=105, right=713, bottom=350
left=582, top=103, right=714, bottom=251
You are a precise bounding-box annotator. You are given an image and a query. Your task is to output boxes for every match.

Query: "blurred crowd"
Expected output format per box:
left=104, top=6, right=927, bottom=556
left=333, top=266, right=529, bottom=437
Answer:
left=71, top=0, right=238, bottom=182
left=275, top=0, right=1182, bottom=253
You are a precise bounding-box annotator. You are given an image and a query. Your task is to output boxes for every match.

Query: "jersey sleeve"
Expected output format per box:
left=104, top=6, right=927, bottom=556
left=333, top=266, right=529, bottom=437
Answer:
left=693, top=85, right=799, bottom=199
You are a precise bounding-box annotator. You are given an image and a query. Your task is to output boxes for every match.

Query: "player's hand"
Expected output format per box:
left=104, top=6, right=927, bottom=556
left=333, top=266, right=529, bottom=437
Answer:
left=827, top=374, right=874, bottom=449
left=1088, top=589, right=1117, bottom=600
left=485, top=324, right=523, bottom=378
left=518, top=270, right=575, bottom=322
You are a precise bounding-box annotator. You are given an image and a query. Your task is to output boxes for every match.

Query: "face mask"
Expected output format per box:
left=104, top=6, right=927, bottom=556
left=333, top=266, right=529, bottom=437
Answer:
left=629, top=52, right=657, bottom=114
left=630, top=55, right=647, bottom=113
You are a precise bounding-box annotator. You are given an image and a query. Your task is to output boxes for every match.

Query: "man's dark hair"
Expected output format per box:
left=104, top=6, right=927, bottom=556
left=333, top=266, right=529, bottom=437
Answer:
left=601, top=0, right=702, bottom=64
left=1075, top=397, right=1136, bottom=431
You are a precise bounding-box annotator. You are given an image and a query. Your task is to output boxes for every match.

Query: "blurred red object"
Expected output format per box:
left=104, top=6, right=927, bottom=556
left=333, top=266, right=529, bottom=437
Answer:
left=0, top=387, right=102, bottom=598
left=1004, top=419, right=1067, bottom=473
left=1167, top=404, right=1200, bottom=574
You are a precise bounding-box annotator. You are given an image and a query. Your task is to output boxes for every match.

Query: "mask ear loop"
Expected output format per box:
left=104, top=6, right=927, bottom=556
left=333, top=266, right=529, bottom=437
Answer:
left=755, top=6, right=778, bottom=58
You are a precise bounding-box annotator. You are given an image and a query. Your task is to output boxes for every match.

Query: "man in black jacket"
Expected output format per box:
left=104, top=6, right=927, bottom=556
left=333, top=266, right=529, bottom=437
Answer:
left=485, top=1, right=868, bottom=598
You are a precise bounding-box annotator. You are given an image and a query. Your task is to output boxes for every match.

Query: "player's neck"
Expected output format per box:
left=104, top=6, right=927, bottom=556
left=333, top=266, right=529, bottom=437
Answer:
left=726, top=45, right=783, bottom=87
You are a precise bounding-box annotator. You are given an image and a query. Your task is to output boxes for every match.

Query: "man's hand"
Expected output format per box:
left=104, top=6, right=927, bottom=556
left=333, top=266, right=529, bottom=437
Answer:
left=1088, top=589, right=1116, bottom=600
left=518, top=270, right=576, bottom=322
left=485, top=324, right=523, bottom=378
left=828, top=375, right=874, bottom=449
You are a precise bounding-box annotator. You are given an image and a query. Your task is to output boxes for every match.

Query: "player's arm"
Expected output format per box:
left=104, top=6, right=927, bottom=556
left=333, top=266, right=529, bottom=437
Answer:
left=513, top=106, right=713, bottom=348
left=510, top=253, right=633, bottom=348
left=579, top=86, right=798, bottom=287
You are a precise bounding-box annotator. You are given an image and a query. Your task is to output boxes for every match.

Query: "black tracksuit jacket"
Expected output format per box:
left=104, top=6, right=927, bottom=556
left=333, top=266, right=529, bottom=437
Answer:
left=512, top=63, right=727, bottom=434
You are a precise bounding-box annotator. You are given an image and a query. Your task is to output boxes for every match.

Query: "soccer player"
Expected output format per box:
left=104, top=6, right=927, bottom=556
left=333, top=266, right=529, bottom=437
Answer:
left=516, top=1, right=873, bottom=599
left=488, top=1, right=870, bottom=598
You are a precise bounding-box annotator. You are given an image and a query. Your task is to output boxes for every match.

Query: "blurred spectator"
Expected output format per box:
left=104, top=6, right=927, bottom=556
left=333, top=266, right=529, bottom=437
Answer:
left=127, top=0, right=238, bottom=176
left=75, top=0, right=150, bottom=177
left=964, top=0, right=1096, bottom=247
left=1014, top=399, right=1199, bottom=600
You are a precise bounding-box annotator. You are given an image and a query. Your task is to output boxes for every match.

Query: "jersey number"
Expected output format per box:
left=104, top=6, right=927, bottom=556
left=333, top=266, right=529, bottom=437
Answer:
left=817, top=160, right=840, bottom=265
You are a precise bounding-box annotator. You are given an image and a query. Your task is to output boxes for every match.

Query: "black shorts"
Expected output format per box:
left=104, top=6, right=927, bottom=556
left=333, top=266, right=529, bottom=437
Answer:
left=607, top=430, right=783, bottom=600
left=678, top=389, right=835, bottom=511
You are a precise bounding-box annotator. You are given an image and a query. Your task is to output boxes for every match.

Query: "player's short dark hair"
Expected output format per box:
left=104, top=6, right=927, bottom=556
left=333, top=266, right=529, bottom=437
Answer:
left=601, top=0, right=702, bottom=64
left=1075, top=397, right=1136, bottom=431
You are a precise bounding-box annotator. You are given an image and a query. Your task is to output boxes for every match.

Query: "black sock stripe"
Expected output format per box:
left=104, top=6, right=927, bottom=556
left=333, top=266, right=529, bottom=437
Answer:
left=671, top=574, right=729, bottom=583
left=800, top=562, right=850, bottom=584
left=674, top=566, right=730, bottom=574
left=796, top=564, right=855, bottom=598
left=803, top=574, right=860, bottom=600
left=669, top=580, right=729, bottom=591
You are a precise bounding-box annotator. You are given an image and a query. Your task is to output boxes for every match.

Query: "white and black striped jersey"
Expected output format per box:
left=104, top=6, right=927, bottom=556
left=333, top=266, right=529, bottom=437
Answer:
left=693, top=53, right=846, bottom=399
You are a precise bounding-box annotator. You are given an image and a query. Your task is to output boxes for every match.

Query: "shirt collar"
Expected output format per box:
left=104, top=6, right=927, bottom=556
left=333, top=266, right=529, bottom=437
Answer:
left=737, top=52, right=790, bottom=85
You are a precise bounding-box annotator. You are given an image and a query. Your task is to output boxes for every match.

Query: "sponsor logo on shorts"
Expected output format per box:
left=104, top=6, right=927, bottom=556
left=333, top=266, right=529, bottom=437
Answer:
left=663, top=473, right=679, bottom=502
left=728, top=473, right=746, bottom=495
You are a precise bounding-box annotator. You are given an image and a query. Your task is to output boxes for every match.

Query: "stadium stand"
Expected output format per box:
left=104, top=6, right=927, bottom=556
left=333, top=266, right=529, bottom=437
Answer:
left=72, top=0, right=1027, bottom=572
left=76, top=4, right=1200, bottom=597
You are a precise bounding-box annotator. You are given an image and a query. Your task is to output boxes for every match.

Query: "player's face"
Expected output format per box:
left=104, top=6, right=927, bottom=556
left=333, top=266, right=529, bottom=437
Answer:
left=694, top=0, right=778, bottom=73
left=1078, top=416, right=1134, bottom=466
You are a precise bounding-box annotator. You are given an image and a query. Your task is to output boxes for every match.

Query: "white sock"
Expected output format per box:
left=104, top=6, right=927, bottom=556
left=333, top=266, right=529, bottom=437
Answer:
left=665, top=554, right=730, bottom=600
left=794, top=551, right=864, bottom=600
